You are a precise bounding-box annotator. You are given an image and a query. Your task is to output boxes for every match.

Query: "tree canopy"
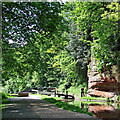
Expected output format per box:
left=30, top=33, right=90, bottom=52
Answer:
left=2, top=2, right=120, bottom=93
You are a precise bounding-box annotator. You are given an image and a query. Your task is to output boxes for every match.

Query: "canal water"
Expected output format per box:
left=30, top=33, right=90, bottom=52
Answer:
left=60, top=99, right=120, bottom=120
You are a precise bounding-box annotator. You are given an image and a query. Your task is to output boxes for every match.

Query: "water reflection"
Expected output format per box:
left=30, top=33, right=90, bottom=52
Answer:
left=88, top=104, right=119, bottom=120
left=61, top=99, right=120, bottom=120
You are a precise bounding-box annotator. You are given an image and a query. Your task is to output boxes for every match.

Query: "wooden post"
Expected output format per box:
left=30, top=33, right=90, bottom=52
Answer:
left=54, top=90, right=56, bottom=97
left=65, top=90, right=68, bottom=99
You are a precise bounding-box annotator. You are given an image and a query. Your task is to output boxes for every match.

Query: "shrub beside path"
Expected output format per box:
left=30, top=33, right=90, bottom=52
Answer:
left=2, top=95, right=101, bottom=119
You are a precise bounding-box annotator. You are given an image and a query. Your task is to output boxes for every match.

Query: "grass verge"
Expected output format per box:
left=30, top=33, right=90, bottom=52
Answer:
left=40, top=95, right=93, bottom=116
left=80, top=96, right=107, bottom=101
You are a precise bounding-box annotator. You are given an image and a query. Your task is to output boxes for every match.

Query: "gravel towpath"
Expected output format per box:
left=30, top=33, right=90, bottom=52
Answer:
left=2, top=95, right=101, bottom=120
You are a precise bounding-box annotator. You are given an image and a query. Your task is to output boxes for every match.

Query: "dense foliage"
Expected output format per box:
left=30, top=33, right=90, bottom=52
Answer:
left=2, top=2, right=67, bottom=93
left=71, top=2, right=120, bottom=73
left=2, top=2, right=120, bottom=94
left=91, top=2, right=120, bottom=72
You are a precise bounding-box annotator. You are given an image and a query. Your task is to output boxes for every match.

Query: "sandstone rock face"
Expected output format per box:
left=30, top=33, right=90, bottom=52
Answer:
left=87, top=58, right=120, bottom=98
left=87, top=89, right=115, bottom=98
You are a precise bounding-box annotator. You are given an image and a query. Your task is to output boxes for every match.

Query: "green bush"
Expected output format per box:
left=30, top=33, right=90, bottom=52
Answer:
left=1, top=92, right=8, bottom=109
left=1, top=92, right=8, bottom=99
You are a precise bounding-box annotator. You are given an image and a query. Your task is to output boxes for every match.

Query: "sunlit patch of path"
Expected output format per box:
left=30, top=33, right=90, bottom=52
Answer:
left=2, top=95, right=101, bottom=119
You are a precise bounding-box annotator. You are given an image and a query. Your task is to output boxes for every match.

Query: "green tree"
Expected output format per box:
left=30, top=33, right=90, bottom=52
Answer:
left=2, top=2, right=68, bottom=92
left=91, top=2, right=120, bottom=72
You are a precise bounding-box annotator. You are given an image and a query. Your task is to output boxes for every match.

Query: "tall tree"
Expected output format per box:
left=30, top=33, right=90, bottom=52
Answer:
left=2, top=2, right=67, bottom=90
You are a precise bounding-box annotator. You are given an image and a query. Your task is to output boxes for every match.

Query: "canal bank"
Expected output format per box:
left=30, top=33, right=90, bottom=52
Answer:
left=40, top=94, right=120, bottom=120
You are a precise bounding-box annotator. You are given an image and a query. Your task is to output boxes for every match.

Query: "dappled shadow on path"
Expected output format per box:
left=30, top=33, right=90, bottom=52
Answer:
left=2, top=95, right=100, bottom=119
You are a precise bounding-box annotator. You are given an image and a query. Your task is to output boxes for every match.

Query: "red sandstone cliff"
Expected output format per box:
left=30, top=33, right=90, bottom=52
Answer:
left=87, top=58, right=120, bottom=98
